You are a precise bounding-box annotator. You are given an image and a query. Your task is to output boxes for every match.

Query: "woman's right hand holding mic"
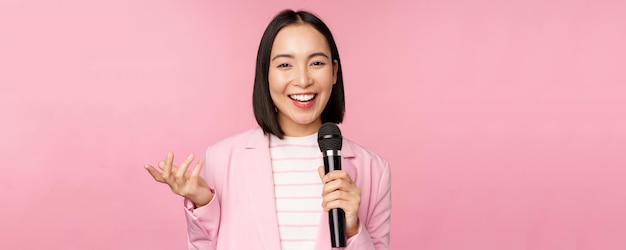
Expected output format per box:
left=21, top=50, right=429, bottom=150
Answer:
left=145, top=152, right=214, bottom=208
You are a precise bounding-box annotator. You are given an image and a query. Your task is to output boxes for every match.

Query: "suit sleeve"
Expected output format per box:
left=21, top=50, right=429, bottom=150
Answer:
left=183, top=147, right=222, bottom=250
left=345, top=160, right=392, bottom=250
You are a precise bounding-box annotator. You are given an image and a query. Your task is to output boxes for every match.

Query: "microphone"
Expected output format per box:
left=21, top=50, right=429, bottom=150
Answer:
left=318, top=122, right=347, bottom=248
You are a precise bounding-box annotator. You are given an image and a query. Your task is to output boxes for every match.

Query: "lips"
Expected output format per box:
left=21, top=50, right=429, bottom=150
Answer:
left=288, top=93, right=317, bottom=108
left=288, top=93, right=317, bottom=102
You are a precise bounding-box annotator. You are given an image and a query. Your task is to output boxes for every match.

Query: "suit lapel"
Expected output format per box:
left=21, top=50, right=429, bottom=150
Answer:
left=340, top=139, right=358, bottom=182
left=242, top=129, right=281, bottom=250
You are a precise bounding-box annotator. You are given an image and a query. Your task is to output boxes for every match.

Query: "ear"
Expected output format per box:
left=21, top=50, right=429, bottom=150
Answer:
left=332, top=59, right=339, bottom=85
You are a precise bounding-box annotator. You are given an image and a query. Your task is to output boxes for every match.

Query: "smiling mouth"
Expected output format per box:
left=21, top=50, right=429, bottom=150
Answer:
left=288, top=94, right=317, bottom=102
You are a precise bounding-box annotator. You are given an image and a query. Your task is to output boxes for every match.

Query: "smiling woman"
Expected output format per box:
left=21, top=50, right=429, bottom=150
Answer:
left=254, top=10, right=345, bottom=140
left=268, top=23, right=339, bottom=138
left=144, top=9, right=391, bottom=250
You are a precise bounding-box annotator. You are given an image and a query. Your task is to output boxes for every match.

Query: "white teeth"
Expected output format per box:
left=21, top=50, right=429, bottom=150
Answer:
left=289, top=94, right=316, bottom=102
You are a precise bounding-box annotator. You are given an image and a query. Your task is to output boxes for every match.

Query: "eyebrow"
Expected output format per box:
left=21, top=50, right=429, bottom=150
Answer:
left=271, top=52, right=330, bottom=62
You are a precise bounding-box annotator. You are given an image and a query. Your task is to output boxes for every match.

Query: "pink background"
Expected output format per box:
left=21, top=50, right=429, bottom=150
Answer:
left=1, top=0, right=625, bottom=249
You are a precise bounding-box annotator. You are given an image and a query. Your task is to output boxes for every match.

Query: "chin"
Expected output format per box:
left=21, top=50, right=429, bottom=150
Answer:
left=291, top=115, right=321, bottom=126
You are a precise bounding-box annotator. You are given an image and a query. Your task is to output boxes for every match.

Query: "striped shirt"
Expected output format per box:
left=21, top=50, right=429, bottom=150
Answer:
left=270, top=133, right=323, bottom=250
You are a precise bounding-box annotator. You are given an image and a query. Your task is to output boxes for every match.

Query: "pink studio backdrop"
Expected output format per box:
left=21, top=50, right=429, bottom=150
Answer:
left=1, top=0, right=625, bottom=249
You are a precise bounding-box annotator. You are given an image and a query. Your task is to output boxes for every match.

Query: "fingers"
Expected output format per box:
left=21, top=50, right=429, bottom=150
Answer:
left=324, top=170, right=352, bottom=183
left=158, top=161, right=180, bottom=173
left=144, top=164, right=166, bottom=183
left=176, top=154, right=195, bottom=186
left=321, top=187, right=361, bottom=214
left=323, top=180, right=359, bottom=198
left=186, top=159, right=204, bottom=189
left=321, top=170, right=354, bottom=195
left=191, top=159, right=204, bottom=178
left=323, top=198, right=358, bottom=212
left=319, top=169, right=361, bottom=212
left=147, top=152, right=203, bottom=186
left=319, top=168, right=352, bottom=185
left=322, top=190, right=350, bottom=208
left=318, top=169, right=361, bottom=238
left=162, top=152, right=174, bottom=180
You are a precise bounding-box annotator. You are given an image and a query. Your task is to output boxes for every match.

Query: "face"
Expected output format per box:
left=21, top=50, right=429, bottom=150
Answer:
left=268, top=23, right=338, bottom=136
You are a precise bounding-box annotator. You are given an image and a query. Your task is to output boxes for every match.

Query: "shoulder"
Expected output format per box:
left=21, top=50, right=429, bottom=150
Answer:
left=205, top=127, right=265, bottom=156
left=211, top=128, right=262, bottom=146
left=343, top=137, right=390, bottom=170
left=202, top=127, right=266, bottom=175
left=342, top=138, right=391, bottom=198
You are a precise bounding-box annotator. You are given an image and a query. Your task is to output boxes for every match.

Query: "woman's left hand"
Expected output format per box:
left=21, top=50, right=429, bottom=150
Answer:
left=318, top=166, right=361, bottom=238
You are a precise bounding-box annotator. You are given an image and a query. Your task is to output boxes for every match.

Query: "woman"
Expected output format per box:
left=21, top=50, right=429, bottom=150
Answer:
left=145, top=9, right=391, bottom=250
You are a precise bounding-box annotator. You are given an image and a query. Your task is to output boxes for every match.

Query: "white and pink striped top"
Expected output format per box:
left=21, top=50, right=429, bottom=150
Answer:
left=270, top=133, right=324, bottom=250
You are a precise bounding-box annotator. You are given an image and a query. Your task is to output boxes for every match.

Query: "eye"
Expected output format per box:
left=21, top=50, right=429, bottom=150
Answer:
left=277, top=63, right=291, bottom=68
left=311, top=61, right=326, bottom=66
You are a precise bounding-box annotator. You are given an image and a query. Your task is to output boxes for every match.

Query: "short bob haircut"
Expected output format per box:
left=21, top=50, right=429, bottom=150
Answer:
left=253, top=9, right=345, bottom=139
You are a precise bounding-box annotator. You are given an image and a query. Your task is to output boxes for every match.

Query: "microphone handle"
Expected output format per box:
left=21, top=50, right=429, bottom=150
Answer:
left=323, top=151, right=347, bottom=248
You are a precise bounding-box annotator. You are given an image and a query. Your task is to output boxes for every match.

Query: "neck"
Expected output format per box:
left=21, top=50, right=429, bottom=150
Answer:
left=278, top=118, right=322, bottom=137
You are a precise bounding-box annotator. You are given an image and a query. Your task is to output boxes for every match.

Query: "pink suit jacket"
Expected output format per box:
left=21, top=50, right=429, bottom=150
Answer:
left=183, top=128, right=391, bottom=249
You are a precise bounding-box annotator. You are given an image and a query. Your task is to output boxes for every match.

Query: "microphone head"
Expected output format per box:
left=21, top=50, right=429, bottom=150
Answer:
left=318, top=122, right=343, bottom=151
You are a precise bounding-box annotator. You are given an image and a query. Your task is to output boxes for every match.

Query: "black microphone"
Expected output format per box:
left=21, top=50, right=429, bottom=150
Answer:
left=318, top=122, right=347, bottom=248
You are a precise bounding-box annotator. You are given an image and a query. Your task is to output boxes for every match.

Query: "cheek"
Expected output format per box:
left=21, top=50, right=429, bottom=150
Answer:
left=269, top=68, right=292, bottom=85
left=268, top=72, right=284, bottom=93
left=317, top=71, right=336, bottom=89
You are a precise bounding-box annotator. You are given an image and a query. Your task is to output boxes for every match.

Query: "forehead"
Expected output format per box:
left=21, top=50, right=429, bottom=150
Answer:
left=271, top=23, right=330, bottom=55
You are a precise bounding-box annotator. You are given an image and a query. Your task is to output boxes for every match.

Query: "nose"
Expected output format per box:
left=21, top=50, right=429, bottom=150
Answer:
left=294, top=66, right=313, bottom=88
